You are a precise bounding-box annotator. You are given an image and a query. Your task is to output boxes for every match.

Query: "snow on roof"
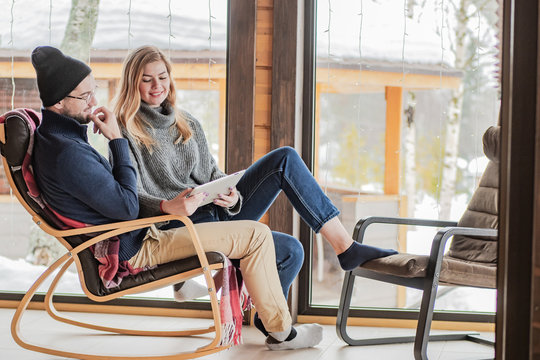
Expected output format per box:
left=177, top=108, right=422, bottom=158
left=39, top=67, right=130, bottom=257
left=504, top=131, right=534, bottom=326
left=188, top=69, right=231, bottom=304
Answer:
left=316, top=1, right=455, bottom=66
left=0, top=0, right=227, bottom=52
left=0, top=0, right=495, bottom=70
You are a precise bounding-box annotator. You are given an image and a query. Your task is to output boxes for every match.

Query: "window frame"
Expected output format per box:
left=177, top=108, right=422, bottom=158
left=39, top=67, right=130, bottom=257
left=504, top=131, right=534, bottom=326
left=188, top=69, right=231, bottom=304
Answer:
left=296, top=0, right=496, bottom=325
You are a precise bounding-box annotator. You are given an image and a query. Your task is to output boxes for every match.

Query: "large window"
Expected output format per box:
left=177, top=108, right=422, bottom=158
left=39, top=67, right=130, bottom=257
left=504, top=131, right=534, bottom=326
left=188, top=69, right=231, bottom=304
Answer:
left=0, top=0, right=227, bottom=302
left=302, top=0, right=500, bottom=319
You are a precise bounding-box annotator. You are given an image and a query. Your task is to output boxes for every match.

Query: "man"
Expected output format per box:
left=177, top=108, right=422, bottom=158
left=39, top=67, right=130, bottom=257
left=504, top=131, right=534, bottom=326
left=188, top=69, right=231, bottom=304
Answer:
left=30, top=45, right=322, bottom=350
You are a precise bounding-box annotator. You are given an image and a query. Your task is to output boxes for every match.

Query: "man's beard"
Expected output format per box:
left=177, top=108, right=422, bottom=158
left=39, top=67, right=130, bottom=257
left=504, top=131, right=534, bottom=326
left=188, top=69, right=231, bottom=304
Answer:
left=64, top=110, right=91, bottom=125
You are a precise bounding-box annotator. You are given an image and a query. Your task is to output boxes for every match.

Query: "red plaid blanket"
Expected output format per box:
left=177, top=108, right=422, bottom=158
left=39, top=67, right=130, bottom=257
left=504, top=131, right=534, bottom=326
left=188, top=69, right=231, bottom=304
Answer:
left=213, top=256, right=252, bottom=345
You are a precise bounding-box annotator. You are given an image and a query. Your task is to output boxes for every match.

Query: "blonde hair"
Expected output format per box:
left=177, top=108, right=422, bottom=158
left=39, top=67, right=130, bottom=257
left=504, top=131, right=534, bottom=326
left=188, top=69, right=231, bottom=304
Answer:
left=114, top=45, right=192, bottom=151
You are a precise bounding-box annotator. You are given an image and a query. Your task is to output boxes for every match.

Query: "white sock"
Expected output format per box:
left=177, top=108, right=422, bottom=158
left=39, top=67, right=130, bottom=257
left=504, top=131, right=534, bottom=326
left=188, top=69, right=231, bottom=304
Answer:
left=268, top=326, right=292, bottom=342
left=266, top=324, right=323, bottom=350
left=172, top=280, right=208, bottom=302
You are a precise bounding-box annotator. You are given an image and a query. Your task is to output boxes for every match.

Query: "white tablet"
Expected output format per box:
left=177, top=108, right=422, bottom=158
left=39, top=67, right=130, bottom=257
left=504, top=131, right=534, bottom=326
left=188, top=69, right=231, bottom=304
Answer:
left=189, top=170, right=246, bottom=206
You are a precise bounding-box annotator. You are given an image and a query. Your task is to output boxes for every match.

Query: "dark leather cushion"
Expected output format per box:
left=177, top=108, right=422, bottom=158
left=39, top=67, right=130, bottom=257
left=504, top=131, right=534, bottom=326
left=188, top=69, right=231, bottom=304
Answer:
left=361, top=253, right=496, bottom=289
left=448, top=127, right=499, bottom=263
left=3, top=115, right=31, bottom=166
left=2, top=114, right=66, bottom=229
left=73, top=243, right=225, bottom=297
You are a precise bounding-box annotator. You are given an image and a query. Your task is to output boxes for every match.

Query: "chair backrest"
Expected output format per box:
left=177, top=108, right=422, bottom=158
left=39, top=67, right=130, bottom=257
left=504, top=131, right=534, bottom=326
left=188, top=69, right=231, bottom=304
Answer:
left=447, top=126, right=500, bottom=263
left=0, top=109, right=107, bottom=293
left=0, top=109, right=68, bottom=231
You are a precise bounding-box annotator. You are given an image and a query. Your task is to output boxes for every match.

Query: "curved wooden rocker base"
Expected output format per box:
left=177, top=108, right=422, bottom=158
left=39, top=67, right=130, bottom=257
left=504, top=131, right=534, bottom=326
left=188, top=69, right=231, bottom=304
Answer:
left=44, top=257, right=222, bottom=338
left=11, top=251, right=230, bottom=359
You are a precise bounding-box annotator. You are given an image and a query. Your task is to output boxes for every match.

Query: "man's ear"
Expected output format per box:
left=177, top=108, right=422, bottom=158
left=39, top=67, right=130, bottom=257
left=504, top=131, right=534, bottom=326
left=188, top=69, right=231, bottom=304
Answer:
left=53, top=99, right=64, bottom=109
left=51, top=100, right=64, bottom=111
left=45, top=100, right=65, bottom=114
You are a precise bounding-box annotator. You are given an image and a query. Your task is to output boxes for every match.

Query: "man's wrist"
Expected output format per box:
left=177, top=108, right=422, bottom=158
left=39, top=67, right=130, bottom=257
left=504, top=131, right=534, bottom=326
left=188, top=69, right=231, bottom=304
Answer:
left=109, top=133, right=123, bottom=140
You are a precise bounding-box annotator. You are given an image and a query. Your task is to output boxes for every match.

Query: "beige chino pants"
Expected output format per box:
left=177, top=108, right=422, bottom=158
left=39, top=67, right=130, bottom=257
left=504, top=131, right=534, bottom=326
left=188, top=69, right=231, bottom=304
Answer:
left=128, top=220, right=292, bottom=333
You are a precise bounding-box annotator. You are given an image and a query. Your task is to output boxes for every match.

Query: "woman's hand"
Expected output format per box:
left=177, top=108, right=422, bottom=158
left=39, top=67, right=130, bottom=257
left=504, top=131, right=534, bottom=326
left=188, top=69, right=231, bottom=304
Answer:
left=161, top=188, right=208, bottom=216
left=213, top=187, right=239, bottom=209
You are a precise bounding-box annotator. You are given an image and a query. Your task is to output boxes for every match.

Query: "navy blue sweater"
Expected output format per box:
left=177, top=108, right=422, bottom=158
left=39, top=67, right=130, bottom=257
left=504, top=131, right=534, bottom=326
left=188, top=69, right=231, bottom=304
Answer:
left=33, top=109, right=146, bottom=261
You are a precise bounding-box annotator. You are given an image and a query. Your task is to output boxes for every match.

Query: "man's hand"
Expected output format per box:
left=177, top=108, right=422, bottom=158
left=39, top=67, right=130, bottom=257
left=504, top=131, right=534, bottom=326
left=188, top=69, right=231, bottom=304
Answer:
left=213, top=186, right=239, bottom=209
left=161, top=188, right=208, bottom=216
left=88, top=106, right=122, bottom=140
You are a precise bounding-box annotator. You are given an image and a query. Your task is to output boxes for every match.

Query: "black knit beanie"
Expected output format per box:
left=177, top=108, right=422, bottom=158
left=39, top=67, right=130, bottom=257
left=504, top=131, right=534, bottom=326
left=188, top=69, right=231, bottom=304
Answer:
left=31, top=46, right=92, bottom=107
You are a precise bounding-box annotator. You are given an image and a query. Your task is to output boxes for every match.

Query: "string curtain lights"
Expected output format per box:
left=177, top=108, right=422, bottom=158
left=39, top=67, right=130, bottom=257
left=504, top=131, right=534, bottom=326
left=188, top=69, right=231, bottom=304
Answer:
left=9, top=0, right=15, bottom=109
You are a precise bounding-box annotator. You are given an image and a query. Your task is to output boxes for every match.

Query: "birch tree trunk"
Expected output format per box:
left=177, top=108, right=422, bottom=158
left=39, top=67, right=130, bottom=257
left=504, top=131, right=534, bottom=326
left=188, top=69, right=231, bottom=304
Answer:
left=438, top=0, right=468, bottom=220
left=60, top=0, right=100, bottom=62
left=404, top=92, right=417, bottom=218
left=439, top=84, right=464, bottom=219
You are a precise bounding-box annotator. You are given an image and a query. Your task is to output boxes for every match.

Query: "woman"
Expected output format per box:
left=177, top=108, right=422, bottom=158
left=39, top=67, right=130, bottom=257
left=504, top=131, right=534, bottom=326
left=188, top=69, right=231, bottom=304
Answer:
left=114, top=45, right=396, bottom=336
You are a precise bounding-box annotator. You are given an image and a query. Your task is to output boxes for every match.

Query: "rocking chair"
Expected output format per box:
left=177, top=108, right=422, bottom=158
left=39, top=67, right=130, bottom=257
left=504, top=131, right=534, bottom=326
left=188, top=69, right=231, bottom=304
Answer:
left=0, top=108, right=230, bottom=360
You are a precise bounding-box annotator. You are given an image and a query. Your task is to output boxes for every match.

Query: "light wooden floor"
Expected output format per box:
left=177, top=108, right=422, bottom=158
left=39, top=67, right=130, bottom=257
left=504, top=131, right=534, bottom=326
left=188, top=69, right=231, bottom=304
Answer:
left=0, top=308, right=494, bottom=359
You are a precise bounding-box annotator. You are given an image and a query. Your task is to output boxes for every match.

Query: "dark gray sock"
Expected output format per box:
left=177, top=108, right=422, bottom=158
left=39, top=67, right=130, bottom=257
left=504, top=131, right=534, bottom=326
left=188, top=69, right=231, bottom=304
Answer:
left=338, top=242, right=398, bottom=271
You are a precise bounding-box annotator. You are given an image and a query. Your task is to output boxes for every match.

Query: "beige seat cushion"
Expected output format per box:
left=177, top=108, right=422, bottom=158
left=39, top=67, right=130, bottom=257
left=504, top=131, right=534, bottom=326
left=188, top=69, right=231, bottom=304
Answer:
left=361, top=253, right=496, bottom=289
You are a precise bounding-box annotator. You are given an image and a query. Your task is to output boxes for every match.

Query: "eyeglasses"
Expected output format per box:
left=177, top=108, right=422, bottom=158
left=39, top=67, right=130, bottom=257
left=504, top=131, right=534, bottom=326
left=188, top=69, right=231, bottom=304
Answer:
left=66, top=90, right=96, bottom=104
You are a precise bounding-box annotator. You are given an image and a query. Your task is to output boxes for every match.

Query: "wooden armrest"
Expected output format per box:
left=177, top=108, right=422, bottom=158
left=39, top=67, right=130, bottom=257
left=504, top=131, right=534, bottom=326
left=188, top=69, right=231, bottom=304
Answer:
left=0, top=123, right=5, bottom=144
left=44, top=214, right=187, bottom=237
left=65, top=215, right=214, bottom=275
left=63, top=214, right=190, bottom=251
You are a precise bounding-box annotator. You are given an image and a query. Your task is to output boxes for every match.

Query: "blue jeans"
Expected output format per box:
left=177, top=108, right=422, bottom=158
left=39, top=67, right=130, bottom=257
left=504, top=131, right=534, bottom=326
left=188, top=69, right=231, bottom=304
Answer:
left=232, top=146, right=340, bottom=233
left=162, top=147, right=339, bottom=335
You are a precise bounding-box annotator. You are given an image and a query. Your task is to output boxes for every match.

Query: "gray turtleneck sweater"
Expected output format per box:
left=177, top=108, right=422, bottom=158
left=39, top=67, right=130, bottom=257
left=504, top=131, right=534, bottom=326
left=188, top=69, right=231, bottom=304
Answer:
left=121, top=102, right=241, bottom=218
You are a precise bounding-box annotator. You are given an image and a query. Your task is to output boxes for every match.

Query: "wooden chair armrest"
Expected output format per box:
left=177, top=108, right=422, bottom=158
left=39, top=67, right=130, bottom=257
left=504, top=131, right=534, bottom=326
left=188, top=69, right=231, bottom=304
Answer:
left=65, top=215, right=214, bottom=274
left=0, top=123, right=5, bottom=144
left=40, top=214, right=184, bottom=237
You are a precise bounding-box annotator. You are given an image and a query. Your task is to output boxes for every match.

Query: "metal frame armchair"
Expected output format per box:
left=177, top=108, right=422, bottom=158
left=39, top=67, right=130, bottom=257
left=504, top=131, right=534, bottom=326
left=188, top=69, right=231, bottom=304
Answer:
left=336, top=126, right=500, bottom=360
left=0, top=109, right=229, bottom=360
left=337, top=217, right=496, bottom=359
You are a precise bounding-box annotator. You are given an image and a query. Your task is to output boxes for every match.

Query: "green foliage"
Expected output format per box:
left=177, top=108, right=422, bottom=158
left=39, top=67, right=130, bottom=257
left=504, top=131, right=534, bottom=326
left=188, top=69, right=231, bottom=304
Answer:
left=414, top=133, right=468, bottom=200
left=415, top=134, right=443, bottom=199
left=331, top=123, right=384, bottom=189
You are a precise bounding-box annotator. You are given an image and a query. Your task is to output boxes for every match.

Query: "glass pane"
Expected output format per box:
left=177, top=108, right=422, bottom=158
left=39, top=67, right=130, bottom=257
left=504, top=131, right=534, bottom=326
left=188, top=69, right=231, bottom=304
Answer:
left=0, top=0, right=227, bottom=300
left=311, top=0, right=500, bottom=314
